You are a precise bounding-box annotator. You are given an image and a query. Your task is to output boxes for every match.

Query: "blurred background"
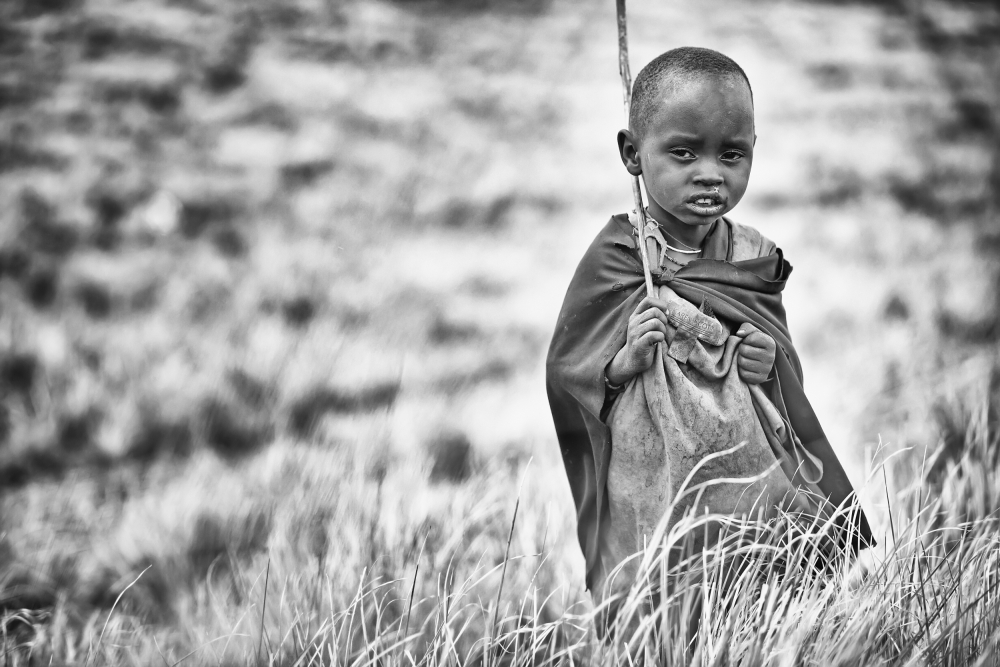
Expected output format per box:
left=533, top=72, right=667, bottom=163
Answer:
left=0, top=0, right=998, bottom=663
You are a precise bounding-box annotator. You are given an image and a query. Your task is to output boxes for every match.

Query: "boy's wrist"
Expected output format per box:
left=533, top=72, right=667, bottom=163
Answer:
left=605, top=374, right=627, bottom=394
left=605, top=347, right=636, bottom=386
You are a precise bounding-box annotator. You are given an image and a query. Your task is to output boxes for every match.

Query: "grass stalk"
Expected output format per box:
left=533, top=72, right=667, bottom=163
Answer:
left=490, top=465, right=528, bottom=645
left=87, top=565, right=151, bottom=667
left=256, top=558, right=270, bottom=667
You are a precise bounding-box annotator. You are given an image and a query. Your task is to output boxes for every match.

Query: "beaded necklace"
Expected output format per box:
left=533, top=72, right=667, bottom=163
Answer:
left=645, top=209, right=702, bottom=254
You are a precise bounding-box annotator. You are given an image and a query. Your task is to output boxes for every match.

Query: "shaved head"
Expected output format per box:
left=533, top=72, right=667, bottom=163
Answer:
left=629, top=47, right=753, bottom=140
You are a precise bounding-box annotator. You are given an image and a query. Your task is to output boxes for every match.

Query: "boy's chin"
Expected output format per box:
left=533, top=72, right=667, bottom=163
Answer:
left=672, top=213, right=725, bottom=227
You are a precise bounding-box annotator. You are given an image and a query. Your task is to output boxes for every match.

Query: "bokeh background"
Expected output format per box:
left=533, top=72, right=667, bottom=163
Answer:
left=1, top=0, right=998, bottom=663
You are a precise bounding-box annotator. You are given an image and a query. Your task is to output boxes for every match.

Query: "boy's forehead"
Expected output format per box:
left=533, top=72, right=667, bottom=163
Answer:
left=658, top=72, right=752, bottom=109
left=648, top=74, right=754, bottom=129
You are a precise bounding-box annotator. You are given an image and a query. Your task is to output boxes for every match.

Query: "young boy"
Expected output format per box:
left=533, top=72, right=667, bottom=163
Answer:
left=545, top=47, right=872, bottom=608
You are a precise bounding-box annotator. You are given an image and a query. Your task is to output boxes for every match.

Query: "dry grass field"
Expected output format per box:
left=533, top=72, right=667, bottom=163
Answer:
left=1, top=0, right=999, bottom=664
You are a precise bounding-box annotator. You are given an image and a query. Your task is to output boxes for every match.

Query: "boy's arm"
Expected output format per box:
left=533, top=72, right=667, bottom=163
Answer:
left=735, top=322, right=776, bottom=385
left=734, top=227, right=779, bottom=385
left=605, top=296, right=671, bottom=386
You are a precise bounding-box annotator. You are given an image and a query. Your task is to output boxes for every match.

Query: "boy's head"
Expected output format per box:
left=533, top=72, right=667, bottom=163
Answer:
left=618, top=47, right=756, bottom=235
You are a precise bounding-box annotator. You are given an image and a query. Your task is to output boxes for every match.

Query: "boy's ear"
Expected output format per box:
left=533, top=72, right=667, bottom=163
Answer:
left=617, top=129, right=642, bottom=176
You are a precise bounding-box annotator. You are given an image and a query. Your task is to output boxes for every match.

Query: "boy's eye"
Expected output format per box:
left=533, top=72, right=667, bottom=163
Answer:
left=721, top=150, right=745, bottom=162
left=669, top=148, right=695, bottom=159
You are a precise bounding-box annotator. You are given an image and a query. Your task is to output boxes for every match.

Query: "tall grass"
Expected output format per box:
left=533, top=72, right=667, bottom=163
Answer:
left=4, top=379, right=1000, bottom=666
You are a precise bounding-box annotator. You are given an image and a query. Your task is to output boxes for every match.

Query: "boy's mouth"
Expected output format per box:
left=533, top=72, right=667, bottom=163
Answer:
left=684, top=192, right=726, bottom=216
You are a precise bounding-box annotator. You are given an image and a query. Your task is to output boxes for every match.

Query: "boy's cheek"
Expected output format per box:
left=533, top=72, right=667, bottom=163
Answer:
left=731, top=165, right=753, bottom=195
left=646, top=183, right=683, bottom=214
left=726, top=181, right=751, bottom=210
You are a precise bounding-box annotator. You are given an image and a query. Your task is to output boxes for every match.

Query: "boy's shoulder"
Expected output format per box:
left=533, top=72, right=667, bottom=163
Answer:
left=593, top=213, right=634, bottom=248
left=567, top=213, right=643, bottom=284
left=570, top=214, right=641, bottom=272
left=727, top=218, right=778, bottom=262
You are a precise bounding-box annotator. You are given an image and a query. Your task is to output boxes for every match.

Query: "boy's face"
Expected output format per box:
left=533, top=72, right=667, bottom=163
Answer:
left=619, top=75, right=755, bottom=235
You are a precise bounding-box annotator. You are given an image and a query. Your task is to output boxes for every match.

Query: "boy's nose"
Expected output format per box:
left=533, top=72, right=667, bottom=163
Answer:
left=693, top=170, right=724, bottom=187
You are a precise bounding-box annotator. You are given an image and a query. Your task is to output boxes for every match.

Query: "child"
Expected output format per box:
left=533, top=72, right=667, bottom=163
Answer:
left=545, top=47, right=872, bottom=611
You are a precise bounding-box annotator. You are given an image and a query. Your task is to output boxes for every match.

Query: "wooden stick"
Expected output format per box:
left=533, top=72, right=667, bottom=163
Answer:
left=615, top=0, right=655, bottom=297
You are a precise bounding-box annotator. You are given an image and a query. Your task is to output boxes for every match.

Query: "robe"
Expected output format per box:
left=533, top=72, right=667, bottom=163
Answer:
left=545, top=213, right=873, bottom=591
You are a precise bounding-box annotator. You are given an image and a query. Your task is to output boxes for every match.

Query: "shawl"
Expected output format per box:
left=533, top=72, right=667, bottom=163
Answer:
left=546, top=214, right=874, bottom=589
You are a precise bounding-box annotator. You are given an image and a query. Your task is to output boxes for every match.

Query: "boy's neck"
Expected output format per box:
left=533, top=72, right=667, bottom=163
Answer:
left=645, top=204, right=716, bottom=249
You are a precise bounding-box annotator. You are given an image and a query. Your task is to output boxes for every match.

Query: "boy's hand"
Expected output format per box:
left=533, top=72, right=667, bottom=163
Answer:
left=606, top=296, right=670, bottom=386
left=735, top=323, right=775, bottom=385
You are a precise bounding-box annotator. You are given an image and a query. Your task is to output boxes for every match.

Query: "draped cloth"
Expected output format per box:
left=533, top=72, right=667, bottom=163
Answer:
left=545, top=214, right=873, bottom=591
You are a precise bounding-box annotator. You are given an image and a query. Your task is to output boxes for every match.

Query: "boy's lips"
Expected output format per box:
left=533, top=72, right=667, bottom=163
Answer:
left=684, top=192, right=726, bottom=216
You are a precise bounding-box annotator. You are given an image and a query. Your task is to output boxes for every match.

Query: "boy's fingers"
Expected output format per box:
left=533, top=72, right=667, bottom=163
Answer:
left=634, top=296, right=671, bottom=317
left=638, top=331, right=665, bottom=348
left=632, top=308, right=667, bottom=322
left=633, top=307, right=670, bottom=327
left=743, top=361, right=770, bottom=374
left=738, top=347, right=769, bottom=362
left=634, top=318, right=667, bottom=338
left=640, top=296, right=670, bottom=310
left=736, top=322, right=758, bottom=338
left=737, top=357, right=766, bottom=373
left=744, top=332, right=775, bottom=349
left=737, top=360, right=766, bottom=376
left=741, top=338, right=775, bottom=357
